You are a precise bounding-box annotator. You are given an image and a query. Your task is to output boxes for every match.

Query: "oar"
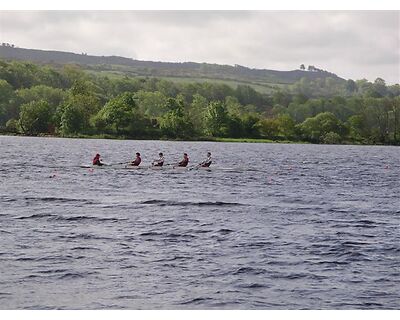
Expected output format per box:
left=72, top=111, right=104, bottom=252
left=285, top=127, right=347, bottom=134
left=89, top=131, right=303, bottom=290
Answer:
left=107, top=161, right=131, bottom=166
left=151, top=161, right=167, bottom=167
left=189, top=164, right=201, bottom=171
left=166, top=163, right=183, bottom=169
left=163, top=163, right=175, bottom=167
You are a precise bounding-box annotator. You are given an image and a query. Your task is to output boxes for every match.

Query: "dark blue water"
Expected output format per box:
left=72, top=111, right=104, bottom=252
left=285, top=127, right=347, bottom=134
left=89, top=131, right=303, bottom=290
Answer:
left=0, top=136, right=399, bottom=309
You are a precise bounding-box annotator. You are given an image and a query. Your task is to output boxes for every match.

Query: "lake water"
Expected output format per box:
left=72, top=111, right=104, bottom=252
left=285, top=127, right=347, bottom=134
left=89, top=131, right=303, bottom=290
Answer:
left=0, top=136, right=399, bottom=309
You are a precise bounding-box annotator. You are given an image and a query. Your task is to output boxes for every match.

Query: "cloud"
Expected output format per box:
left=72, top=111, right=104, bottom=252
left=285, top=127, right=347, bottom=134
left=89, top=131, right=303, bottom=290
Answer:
left=0, top=10, right=398, bottom=83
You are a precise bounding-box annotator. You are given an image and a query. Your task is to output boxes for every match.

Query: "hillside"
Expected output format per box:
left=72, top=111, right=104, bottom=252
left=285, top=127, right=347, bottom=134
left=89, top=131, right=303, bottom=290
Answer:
left=0, top=45, right=344, bottom=90
left=0, top=49, right=398, bottom=145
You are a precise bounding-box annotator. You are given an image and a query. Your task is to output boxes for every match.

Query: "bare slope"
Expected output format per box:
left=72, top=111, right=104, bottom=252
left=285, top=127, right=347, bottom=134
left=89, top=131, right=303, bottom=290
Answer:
left=0, top=45, right=344, bottom=86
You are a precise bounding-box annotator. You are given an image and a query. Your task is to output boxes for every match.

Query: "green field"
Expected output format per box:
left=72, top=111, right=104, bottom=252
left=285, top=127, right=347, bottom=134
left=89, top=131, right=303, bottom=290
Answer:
left=84, top=66, right=290, bottom=94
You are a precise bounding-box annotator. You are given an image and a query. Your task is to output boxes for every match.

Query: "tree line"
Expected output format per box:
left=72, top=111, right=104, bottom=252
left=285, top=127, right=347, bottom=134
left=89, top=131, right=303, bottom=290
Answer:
left=0, top=59, right=399, bottom=144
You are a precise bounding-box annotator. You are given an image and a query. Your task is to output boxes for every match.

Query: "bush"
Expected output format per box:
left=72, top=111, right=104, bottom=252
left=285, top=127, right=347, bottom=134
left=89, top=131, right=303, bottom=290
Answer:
left=5, top=118, right=19, bottom=133
left=323, top=131, right=342, bottom=144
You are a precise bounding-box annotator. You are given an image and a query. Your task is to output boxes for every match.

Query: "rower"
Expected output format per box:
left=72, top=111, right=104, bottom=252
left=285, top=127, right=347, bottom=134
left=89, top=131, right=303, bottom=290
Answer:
left=93, top=153, right=103, bottom=166
left=131, top=152, right=141, bottom=166
left=178, top=153, right=189, bottom=167
left=153, top=152, right=165, bottom=167
left=200, top=152, right=212, bottom=167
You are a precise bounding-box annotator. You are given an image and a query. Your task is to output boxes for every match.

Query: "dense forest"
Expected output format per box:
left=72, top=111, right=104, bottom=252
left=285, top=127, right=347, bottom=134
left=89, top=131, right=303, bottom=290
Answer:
left=0, top=59, right=399, bottom=145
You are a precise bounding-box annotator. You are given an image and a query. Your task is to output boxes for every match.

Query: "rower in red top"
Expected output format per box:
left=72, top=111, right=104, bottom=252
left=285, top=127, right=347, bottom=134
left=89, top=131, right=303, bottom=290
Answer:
left=178, top=153, right=189, bottom=167
left=93, top=153, right=103, bottom=166
left=131, top=152, right=141, bottom=166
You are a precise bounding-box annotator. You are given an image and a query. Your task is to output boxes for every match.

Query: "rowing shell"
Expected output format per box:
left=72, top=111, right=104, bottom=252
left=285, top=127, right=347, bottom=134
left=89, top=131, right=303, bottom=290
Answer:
left=197, top=166, right=212, bottom=171
left=124, top=165, right=166, bottom=170
left=124, top=165, right=144, bottom=170
left=82, top=164, right=211, bottom=171
left=124, top=165, right=189, bottom=170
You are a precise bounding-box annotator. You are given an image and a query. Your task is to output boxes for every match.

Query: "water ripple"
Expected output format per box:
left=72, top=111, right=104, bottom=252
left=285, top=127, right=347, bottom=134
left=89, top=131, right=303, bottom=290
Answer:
left=0, top=136, right=399, bottom=309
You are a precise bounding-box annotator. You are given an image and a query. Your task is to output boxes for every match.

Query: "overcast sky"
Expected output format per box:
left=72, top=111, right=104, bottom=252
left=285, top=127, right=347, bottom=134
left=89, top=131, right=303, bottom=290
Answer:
left=0, top=11, right=399, bottom=83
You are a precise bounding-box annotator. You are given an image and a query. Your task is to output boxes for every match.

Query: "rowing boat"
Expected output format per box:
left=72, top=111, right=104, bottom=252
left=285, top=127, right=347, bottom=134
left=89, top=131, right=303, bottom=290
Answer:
left=197, top=166, right=212, bottom=171
left=124, top=165, right=143, bottom=170
left=150, top=166, right=163, bottom=170
left=81, top=164, right=211, bottom=171
left=123, top=165, right=187, bottom=170
left=124, top=165, right=167, bottom=170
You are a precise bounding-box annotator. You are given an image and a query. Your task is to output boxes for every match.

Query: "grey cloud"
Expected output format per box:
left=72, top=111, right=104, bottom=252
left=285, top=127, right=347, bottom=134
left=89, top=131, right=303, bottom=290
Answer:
left=0, top=10, right=398, bottom=83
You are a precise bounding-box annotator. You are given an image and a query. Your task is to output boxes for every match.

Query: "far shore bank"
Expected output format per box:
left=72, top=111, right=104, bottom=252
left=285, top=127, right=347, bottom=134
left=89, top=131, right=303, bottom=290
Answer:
left=2, top=132, right=399, bottom=147
left=0, top=132, right=292, bottom=143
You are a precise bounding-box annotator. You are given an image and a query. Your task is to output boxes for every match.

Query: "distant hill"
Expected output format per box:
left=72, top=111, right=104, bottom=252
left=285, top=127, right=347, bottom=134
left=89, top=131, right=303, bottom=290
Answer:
left=0, top=45, right=344, bottom=88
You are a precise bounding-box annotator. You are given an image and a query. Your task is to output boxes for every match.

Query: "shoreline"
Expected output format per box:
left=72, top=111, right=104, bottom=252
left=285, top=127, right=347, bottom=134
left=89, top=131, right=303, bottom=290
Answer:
left=0, top=132, right=288, bottom=144
left=1, top=132, right=399, bottom=147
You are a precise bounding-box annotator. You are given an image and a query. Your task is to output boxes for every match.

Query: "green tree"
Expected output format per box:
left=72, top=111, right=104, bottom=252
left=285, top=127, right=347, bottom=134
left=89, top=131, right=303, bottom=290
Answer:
left=276, top=114, right=297, bottom=139
left=199, top=82, right=234, bottom=102
left=111, top=77, right=142, bottom=96
left=393, top=97, right=400, bottom=143
left=287, top=99, right=318, bottom=123
left=345, top=79, right=357, bottom=94
left=359, top=98, right=392, bottom=143
left=37, top=66, right=68, bottom=89
left=299, top=112, right=346, bottom=143
left=5, top=118, right=19, bottom=133
left=225, top=96, right=243, bottom=115
left=240, top=113, right=260, bottom=138
left=59, top=80, right=101, bottom=134
left=6, top=61, right=38, bottom=89
left=180, top=82, right=201, bottom=103
left=204, top=101, right=230, bottom=137
left=323, top=132, right=342, bottom=144
left=0, top=79, right=15, bottom=126
left=156, top=79, right=179, bottom=97
left=258, top=118, right=280, bottom=139
left=272, top=90, right=292, bottom=108
left=227, top=114, right=244, bottom=138
left=16, top=85, right=66, bottom=108
left=135, top=90, right=168, bottom=117
left=159, top=110, right=190, bottom=138
left=188, top=94, right=208, bottom=135
left=61, top=64, right=88, bottom=87
left=347, top=115, right=366, bottom=143
left=388, top=84, right=400, bottom=97
left=19, top=100, right=53, bottom=135
left=372, top=78, right=387, bottom=97
left=292, top=77, right=313, bottom=97
left=94, top=92, right=145, bottom=135
left=235, top=85, right=263, bottom=107
left=159, top=97, right=193, bottom=138
left=60, top=103, right=85, bottom=135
